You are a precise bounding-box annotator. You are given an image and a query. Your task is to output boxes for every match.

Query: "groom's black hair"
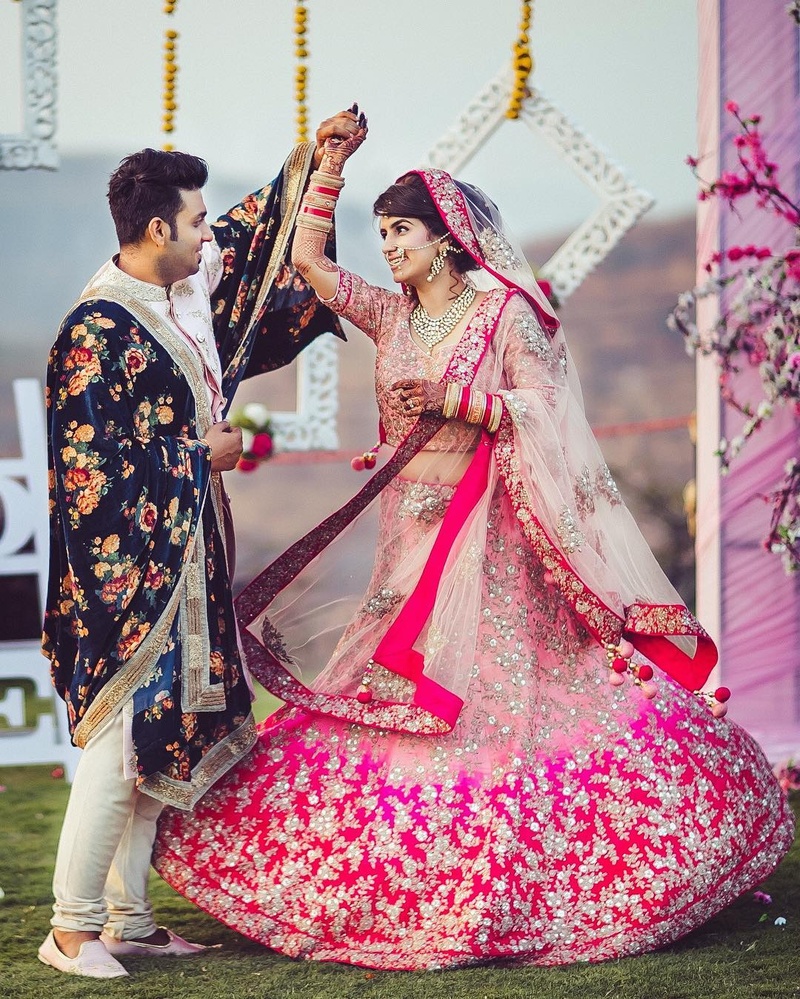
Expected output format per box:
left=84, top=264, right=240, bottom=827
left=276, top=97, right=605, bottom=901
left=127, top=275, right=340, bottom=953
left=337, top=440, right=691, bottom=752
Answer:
left=108, top=148, right=209, bottom=246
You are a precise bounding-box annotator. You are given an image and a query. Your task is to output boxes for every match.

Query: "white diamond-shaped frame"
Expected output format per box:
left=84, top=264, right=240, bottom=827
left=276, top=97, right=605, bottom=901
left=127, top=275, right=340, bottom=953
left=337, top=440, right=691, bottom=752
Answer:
left=423, top=66, right=654, bottom=303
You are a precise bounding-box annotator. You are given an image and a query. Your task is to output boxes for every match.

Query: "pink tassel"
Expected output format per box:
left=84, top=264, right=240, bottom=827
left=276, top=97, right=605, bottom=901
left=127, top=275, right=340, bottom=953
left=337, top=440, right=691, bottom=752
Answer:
left=351, top=440, right=382, bottom=472
left=609, top=672, right=625, bottom=687
left=617, top=639, right=635, bottom=660
left=640, top=681, right=658, bottom=700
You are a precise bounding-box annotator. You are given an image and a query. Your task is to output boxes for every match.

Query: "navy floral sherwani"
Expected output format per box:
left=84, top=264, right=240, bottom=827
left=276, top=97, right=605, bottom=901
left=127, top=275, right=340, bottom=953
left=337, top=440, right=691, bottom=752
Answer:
left=43, top=144, right=342, bottom=808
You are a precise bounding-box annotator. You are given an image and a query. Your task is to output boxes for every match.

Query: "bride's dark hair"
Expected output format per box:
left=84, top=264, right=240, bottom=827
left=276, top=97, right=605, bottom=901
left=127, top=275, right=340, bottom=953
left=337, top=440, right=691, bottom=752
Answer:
left=373, top=173, right=477, bottom=276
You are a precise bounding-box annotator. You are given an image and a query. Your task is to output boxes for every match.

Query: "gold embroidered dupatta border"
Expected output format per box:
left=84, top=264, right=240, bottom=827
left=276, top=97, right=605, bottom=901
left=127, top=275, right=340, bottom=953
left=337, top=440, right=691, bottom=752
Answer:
left=138, top=714, right=257, bottom=810
left=493, top=414, right=716, bottom=689
left=223, top=142, right=317, bottom=382
left=70, top=287, right=230, bottom=748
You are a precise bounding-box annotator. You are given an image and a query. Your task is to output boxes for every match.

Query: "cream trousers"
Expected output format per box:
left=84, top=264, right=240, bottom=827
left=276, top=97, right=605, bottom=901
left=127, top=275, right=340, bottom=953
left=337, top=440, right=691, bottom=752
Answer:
left=51, top=712, right=163, bottom=938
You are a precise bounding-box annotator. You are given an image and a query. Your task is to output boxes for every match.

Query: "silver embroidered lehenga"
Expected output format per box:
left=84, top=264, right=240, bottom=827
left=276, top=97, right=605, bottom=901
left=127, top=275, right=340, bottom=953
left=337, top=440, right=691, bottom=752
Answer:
left=154, top=170, right=795, bottom=970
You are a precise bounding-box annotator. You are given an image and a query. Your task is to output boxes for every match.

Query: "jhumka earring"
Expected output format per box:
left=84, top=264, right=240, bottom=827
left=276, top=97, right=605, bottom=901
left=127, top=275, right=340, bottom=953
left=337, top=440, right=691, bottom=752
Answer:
left=426, top=242, right=449, bottom=283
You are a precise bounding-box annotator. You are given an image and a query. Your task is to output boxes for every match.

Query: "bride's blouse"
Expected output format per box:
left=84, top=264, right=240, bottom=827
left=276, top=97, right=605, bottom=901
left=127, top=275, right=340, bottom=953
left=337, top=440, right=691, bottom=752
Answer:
left=325, top=268, right=539, bottom=453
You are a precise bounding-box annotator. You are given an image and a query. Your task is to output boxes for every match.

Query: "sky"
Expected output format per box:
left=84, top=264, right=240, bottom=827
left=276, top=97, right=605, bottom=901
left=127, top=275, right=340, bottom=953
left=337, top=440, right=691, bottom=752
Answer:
left=0, top=0, right=699, bottom=241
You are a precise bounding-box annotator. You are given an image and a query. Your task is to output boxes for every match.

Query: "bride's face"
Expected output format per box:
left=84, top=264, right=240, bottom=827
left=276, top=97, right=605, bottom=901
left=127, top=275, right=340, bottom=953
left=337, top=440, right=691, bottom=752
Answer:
left=378, top=216, right=444, bottom=288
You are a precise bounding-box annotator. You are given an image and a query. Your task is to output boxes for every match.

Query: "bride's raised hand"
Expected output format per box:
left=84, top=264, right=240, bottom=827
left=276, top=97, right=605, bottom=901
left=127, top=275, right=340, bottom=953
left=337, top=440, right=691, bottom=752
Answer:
left=315, top=103, right=368, bottom=172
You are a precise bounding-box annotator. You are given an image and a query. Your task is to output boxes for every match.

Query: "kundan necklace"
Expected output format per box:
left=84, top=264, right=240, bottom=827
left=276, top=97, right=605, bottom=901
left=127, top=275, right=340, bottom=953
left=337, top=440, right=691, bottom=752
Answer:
left=410, top=284, right=476, bottom=352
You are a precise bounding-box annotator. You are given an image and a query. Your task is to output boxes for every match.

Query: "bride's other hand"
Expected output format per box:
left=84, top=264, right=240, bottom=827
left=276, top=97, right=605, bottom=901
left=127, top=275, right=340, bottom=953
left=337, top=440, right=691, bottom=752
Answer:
left=314, top=104, right=368, bottom=169
left=391, top=378, right=446, bottom=417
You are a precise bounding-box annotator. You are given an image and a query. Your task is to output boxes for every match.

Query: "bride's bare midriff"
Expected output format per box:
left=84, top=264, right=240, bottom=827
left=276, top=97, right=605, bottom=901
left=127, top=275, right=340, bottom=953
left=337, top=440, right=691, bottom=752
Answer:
left=396, top=447, right=475, bottom=485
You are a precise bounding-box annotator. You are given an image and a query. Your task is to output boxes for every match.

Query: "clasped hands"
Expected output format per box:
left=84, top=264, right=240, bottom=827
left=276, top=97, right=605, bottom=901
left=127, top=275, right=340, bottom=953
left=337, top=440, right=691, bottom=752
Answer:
left=314, top=104, right=368, bottom=168
left=391, top=379, right=446, bottom=418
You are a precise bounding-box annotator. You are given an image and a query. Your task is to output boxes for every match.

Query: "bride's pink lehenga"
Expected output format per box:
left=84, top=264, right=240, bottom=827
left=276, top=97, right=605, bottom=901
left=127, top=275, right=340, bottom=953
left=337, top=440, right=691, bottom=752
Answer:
left=153, top=171, right=794, bottom=970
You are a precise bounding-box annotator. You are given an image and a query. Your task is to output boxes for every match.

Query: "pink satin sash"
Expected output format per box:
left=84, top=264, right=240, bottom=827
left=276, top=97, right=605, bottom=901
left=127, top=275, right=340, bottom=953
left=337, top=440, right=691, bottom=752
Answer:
left=371, top=434, right=493, bottom=726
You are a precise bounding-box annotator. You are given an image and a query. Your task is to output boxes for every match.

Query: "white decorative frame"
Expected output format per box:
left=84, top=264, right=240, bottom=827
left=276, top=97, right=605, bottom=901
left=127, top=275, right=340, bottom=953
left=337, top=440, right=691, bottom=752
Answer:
left=270, top=336, right=340, bottom=451
left=424, top=66, right=654, bottom=302
left=0, top=380, right=79, bottom=779
left=0, top=0, right=58, bottom=170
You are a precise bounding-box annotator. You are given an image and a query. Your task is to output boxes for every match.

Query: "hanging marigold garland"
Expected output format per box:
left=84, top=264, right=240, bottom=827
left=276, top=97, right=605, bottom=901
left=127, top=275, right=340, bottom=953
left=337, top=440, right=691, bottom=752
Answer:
left=162, top=1, right=178, bottom=150
left=295, top=2, right=309, bottom=143
left=506, top=0, right=533, bottom=119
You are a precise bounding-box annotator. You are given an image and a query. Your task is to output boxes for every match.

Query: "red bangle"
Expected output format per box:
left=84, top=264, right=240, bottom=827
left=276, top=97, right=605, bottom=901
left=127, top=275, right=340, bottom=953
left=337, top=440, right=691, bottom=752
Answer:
left=300, top=205, right=334, bottom=220
left=310, top=184, right=341, bottom=199
left=456, top=386, right=471, bottom=421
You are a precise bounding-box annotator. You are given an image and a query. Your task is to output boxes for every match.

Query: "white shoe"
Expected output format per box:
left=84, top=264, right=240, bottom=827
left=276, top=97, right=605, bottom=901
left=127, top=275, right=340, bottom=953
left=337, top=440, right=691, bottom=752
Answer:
left=37, top=930, right=129, bottom=978
left=100, top=927, right=209, bottom=957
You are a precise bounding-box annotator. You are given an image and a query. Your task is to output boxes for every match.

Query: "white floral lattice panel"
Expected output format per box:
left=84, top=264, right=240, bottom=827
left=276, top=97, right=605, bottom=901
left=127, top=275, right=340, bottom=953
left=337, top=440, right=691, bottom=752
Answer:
left=424, top=66, right=654, bottom=302
left=0, top=0, right=58, bottom=170
left=270, top=335, right=340, bottom=451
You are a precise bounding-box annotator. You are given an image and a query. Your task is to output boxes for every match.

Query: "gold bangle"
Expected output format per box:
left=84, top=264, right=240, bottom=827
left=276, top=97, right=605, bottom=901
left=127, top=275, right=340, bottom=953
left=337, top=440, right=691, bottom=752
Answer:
left=486, top=394, right=503, bottom=432
left=310, top=169, right=345, bottom=190
left=296, top=214, right=334, bottom=233
left=442, top=382, right=460, bottom=419
left=303, top=192, right=338, bottom=210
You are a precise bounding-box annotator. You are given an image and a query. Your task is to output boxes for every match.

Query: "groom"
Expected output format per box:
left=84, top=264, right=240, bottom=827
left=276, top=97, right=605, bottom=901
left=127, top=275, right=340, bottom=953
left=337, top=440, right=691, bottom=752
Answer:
left=38, top=109, right=358, bottom=978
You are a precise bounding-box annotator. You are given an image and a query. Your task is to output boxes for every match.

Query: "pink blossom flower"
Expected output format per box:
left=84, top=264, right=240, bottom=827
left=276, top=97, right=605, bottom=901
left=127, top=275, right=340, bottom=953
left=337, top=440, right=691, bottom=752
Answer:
left=676, top=105, right=800, bottom=573
left=753, top=891, right=773, bottom=905
left=787, top=258, right=800, bottom=282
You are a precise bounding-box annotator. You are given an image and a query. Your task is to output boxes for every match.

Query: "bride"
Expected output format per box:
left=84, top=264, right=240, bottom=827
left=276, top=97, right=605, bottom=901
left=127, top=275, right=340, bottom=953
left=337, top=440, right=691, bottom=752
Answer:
left=153, top=112, right=794, bottom=970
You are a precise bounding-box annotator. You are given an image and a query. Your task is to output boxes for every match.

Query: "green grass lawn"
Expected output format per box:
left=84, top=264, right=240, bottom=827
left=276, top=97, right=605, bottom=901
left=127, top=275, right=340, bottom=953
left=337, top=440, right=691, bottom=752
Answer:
left=1, top=757, right=797, bottom=999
